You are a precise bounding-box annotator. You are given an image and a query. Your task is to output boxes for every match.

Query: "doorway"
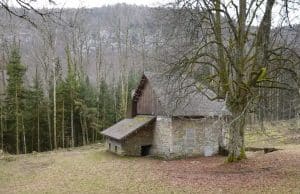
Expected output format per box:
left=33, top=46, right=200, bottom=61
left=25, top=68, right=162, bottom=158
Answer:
left=141, top=145, right=151, bottom=156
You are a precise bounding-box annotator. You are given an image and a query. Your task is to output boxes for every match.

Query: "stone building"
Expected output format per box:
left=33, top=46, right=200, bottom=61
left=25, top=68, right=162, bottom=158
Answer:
left=101, top=72, right=229, bottom=159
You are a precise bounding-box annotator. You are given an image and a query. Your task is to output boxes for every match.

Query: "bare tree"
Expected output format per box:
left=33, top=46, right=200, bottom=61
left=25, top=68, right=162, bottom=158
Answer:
left=164, top=0, right=300, bottom=162
left=0, top=0, right=58, bottom=27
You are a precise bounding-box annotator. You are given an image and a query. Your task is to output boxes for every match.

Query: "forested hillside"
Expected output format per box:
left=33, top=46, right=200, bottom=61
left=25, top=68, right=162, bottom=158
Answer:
left=0, top=4, right=158, bottom=84
left=0, top=4, right=155, bottom=153
left=0, top=3, right=299, bottom=154
left=1, top=45, right=139, bottom=153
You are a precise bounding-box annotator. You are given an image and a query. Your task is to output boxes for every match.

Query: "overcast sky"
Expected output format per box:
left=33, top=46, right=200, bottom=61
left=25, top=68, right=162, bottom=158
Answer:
left=26, top=0, right=168, bottom=8
left=7, top=0, right=300, bottom=25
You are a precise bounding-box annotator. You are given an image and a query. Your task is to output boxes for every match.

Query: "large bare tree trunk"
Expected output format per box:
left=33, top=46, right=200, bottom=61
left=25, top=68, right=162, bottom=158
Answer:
left=227, top=109, right=246, bottom=162
left=214, top=0, right=228, bottom=95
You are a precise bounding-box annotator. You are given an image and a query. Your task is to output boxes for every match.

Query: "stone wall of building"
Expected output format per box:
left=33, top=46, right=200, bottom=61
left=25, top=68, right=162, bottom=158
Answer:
left=150, top=116, right=173, bottom=157
left=105, top=123, right=154, bottom=156
left=105, top=116, right=227, bottom=158
left=122, top=123, right=154, bottom=156
left=203, top=118, right=224, bottom=156
left=170, top=117, right=224, bottom=158
left=105, top=138, right=126, bottom=155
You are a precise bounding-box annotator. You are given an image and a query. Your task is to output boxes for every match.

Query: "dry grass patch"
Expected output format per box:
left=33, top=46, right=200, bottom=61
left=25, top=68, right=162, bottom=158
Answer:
left=246, top=119, right=300, bottom=148
left=0, top=143, right=299, bottom=193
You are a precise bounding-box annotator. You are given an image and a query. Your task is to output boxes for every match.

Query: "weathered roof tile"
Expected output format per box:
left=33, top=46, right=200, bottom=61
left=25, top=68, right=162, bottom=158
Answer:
left=143, top=71, right=229, bottom=117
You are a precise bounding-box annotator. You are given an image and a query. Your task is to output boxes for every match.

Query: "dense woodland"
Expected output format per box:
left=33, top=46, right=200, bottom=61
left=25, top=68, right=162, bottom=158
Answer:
left=0, top=3, right=300, bottom=156
left=1, top=46, right=138, bottom=154
left=0, top=5, right=146, bottom=154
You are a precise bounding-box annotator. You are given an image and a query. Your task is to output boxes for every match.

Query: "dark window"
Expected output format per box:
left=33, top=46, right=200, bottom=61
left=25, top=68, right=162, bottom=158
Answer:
left=141, top=145, right=151, bottom=156
left=115, top=146, right=118, bottom=152
left=109, top=143, right=111, bottom=150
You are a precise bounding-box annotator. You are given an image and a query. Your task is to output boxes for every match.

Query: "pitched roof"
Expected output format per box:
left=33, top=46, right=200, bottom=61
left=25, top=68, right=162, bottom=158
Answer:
left=101, top=115, right=155, bottom=140
left=135, top=71, right=229, bottom=117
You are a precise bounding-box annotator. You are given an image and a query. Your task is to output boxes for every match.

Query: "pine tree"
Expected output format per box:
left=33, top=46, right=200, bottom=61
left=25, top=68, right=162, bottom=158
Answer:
left=76, top=76, right=98, bottom=145
left=27, top=66, right=44, bottom=152
left=99, top=79, right=117, bottom=130
left=5, top=48, right=26, bottom=154
left=57, top=80, right=67, bottom=148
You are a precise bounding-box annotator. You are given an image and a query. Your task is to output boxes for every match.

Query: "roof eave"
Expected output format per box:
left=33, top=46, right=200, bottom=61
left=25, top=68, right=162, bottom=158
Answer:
left=101, top=116, right=156, bottom=140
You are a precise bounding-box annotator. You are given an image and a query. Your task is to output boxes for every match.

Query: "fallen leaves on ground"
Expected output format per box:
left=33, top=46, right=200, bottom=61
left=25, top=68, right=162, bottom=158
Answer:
left=0, top=144, right=299, bottom=194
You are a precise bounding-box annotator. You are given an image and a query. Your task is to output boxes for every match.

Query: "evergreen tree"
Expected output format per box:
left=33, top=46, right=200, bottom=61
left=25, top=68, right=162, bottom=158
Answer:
left=98, top=79, right=115, bottom=130
left=1, top=46, right=138, bottom=153
left=26, top=66, right=44, bottom=152
left=56, top=80, right=67, bottom=148
left=65, top=45, right=79, bottom=147
left=5, top=48, right=26, bottom=154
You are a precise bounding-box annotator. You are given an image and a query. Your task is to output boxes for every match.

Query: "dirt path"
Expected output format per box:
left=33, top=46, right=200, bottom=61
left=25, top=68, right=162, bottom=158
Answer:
left=0, top=144, right=299, bottom=194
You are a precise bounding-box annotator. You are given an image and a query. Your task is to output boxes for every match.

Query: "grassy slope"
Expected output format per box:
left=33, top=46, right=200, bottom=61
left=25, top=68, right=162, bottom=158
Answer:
left=0, top=145, right=184, bottom=194
left=0, top=120, right=299, bottom=194
left=246, top=119, right=300, bottom=147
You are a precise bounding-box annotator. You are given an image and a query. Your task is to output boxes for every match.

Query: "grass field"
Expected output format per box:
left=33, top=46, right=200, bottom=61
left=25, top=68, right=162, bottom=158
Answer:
left=0, top=120, right=300, bottom=194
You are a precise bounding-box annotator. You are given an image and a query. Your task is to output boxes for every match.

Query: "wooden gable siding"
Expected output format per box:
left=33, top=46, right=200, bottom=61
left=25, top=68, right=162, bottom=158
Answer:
left=136, top=80, right=161, bottom=115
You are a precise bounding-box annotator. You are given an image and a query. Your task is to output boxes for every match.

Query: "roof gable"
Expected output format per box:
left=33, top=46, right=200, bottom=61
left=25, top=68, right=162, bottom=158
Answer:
left=133, top=71, right=229, bottom=117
